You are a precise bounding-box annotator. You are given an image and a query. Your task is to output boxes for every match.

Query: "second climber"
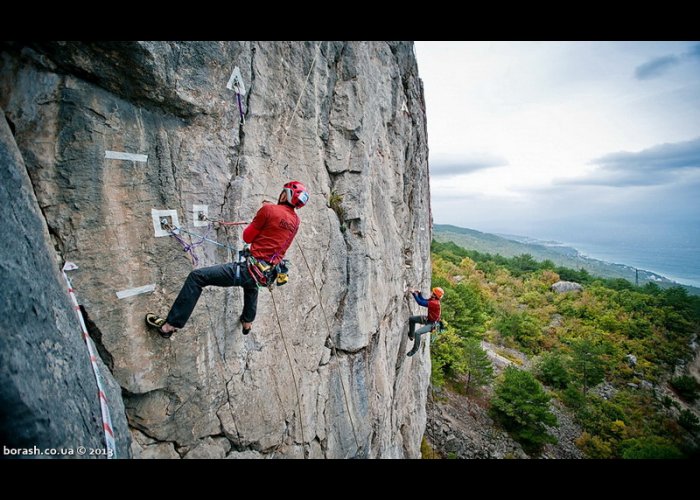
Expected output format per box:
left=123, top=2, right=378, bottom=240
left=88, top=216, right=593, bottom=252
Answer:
left=406, top=287, right=444, bottom=357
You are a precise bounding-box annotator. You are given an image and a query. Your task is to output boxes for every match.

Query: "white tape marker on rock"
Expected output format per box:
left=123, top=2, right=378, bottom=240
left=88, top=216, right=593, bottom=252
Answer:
left=105, top=151, right=148, bottom=162
left=116, top=284, right=156, bottom=299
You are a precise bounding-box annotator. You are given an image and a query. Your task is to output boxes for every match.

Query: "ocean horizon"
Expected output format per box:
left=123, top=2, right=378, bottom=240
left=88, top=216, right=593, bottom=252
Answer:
left=528, top=235, right=700, bottom=289
left=450, top=223, right=700, bottom=289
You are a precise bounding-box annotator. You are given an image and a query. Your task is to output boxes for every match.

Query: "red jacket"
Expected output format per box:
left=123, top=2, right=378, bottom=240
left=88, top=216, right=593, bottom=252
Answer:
left=413, top=292, right=441, bottom=322
left=426, top=298, right=441, bottom=323
left=243, top=203, right=299, bottom=265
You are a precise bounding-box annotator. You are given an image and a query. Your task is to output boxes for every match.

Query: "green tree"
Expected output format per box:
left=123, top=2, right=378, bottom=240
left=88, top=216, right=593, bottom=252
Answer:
left=462, top=339, right=493, bottom=393
left=570, top=338, right=607, bottom=394
left=556, top=266, right=591, bottom=284
left=678, top=409, right=700, bottom=433
left=620, top=437, right=683, bottom=459
left=509, top=254, right=539, bottom=276
left=491, top=366, right=557, bottom=452
left=670, top=375, right=700, bottom=403
left=536, top=352, right=570, bottom=389
left=430, top=329, right=467, bottom=387
left=441, top=281, right=488, bottom=336
left=494, top=310, right=542, bottom=351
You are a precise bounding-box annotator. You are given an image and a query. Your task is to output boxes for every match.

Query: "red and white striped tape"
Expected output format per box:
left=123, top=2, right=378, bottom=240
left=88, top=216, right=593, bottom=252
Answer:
left=62, top=262, right=117, bottom=458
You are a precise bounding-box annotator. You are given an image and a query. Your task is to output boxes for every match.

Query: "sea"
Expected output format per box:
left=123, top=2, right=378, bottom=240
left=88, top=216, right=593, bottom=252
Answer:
left=555, top=237, right=700, bottom=289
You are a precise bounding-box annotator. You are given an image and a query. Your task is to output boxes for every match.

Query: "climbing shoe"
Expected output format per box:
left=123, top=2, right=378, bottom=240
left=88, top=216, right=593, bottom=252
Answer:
left=240, top=315, right=252, bottom=336
left=145, top=313, right=175, bottom=339
left=408, top=330, right=414, bottom=341
left=407, top=349, right=418, bottom=357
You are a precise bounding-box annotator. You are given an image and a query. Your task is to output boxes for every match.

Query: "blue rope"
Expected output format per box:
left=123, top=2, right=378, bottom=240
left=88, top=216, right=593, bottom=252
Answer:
left=171, top=226, right=237, bottom=252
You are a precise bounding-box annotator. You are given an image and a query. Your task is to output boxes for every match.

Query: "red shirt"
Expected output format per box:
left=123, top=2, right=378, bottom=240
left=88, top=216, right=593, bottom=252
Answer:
left=243, top=203, right=300, bottom=265
left=426, top=298, right=441, bottom=322
left=413, top=292, right=442, bottom=322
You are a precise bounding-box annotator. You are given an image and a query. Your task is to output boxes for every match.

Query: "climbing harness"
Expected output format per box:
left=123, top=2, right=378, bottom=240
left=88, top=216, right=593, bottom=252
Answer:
left=237, top=246, right=290, bottom=289
left=61, top=262, right=117, bottom=458
left=431, top=320, right=446, bottom=344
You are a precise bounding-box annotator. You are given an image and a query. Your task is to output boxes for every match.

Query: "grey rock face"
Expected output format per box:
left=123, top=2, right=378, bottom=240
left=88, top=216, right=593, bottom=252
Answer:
left=551, top=281, right=583, bottom=294
left=0, top=107, right=130, bottom=458
left=0, top=41, right=431, bottom=458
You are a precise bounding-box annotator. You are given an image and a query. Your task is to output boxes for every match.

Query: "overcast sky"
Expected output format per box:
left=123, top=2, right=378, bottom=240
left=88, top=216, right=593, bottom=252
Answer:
left=415, top=41, right=700, bottom=282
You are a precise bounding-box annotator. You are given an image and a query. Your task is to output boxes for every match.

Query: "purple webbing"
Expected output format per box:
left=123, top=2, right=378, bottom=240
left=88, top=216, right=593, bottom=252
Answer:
left=170, top=225, right=211, bottom=267
left=236, top=92, right=245, bottom=122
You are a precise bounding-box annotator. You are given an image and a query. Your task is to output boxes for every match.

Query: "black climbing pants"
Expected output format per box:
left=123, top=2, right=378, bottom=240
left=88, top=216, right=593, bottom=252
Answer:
left=166, top=262, right=259, bottom=329
left=408, top=315, right=435, bottom=357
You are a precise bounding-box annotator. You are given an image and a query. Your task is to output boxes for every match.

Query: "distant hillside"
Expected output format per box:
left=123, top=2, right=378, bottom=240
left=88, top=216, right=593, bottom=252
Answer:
left=434, top=224, right=700, bottom=296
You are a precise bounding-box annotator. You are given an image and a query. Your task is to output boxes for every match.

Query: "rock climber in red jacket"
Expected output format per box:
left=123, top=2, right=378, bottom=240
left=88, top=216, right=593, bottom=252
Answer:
left=146, top=181, right=309, bottom=338
left=406, top=287, right=444, bottom=357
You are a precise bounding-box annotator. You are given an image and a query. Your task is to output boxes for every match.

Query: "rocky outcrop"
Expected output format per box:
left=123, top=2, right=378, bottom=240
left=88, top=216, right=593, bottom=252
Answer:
left=427, top=389, right=528, bottom=459
left=0, top=41, right=431, bottom=458
left=551, top=281, right=583, bottom=293
left=428, top=341, right=584, bottom=459
left=481, top=340, right=530, bottom=373
left=0, top=106, right=130, bottom=457
left=428, top=385, right=584, bottom=459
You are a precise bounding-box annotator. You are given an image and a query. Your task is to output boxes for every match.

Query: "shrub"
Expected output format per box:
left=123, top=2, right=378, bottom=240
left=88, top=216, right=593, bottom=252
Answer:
left=570, top=338, right=608, bottom=393
left=561, top=384, right=586, bottom=410
left=494, top=311, right=542, bottom=352
left=620, top=437, right=683, bottom=459
left=670, top=375, right=699, bottom=403
left=430, top=329, right=467, bottom=387
left=462, top=338, right=494, bottom=393
left=421, top=437, right=438, bottom=459
left=491, top=366, right=557, bottom=452
left=678, top=409, right=700, bottom=433
left=328, top=191, right=345, bottom=229
left=536, top=352, right=570, bottom=389
left=575, top=432, right=613, bottom=459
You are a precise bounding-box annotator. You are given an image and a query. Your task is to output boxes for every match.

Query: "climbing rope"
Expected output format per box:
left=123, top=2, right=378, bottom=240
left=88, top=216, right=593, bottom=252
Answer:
left=168, top=223, right=213, bottom=267
left=161, top=42, right=350, bottom=457
left=242, top=41, right=344, bottom=456
left=214, top=220, right=248, bottom=226
left=62, top=262, right=117, bottom=458
left=198, top=213, right=249, bottom=227
left=236, top=91, right=245, bottom=124
left=269, top=287, right=308, bottom=459
left=162, top=221, right=238, bottom=268
left=294, top=239, right=361, bottom=452
left=428, top=383, right=436, bottom=459
left=405, top=287, right=436, bottom=458
left=250, top=40, right=362, bottom=453
left=260, top=41, right=324, bottom=201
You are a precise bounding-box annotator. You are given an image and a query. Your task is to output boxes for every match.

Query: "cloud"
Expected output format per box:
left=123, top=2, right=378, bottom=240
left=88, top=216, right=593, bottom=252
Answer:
left=557, top=137, right=700, bottom=187
left=634, top=55, right=680, bottom=80
left=592, top=137, right=700, bottom=171
left=430, top=154, right=509, bottom=177
left=634, top=43, right=700, bottom=80
left=689, top=43, right=700, bottom=59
